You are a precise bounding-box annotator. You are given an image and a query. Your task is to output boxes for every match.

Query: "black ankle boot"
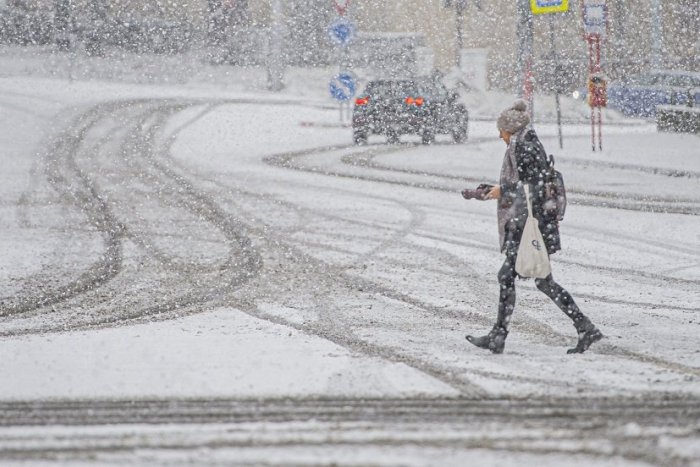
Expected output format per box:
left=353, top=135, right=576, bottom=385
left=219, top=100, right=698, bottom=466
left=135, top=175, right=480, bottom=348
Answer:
left=567, top=322, right=603, bottom=354
left=466, top=327, right=508, bottom=354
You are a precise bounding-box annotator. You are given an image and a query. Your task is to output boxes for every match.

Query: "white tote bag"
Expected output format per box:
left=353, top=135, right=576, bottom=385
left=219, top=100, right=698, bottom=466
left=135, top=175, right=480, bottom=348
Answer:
left=515, top=185, right=551, bottom=279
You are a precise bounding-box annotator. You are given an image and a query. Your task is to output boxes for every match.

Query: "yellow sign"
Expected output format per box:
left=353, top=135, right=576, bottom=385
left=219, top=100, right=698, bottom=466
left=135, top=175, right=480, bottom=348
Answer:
left=530, top=0, right=569, bottom=15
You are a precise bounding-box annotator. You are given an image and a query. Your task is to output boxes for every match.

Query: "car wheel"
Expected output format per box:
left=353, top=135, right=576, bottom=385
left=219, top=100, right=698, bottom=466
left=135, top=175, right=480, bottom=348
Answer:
left=452, top=124, right=468, bottom=143
left=421, top=127, right=435, bottom=145
left=353, top=128, right=368, bottom=145
left=386, top=129, right=400, bottom=144
left=451, top=110, right=469, bottom=143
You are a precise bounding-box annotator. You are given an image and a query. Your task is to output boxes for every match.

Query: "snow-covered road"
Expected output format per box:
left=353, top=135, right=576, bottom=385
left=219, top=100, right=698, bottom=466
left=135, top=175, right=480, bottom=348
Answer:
left=0, top=48, right=698, bottom=465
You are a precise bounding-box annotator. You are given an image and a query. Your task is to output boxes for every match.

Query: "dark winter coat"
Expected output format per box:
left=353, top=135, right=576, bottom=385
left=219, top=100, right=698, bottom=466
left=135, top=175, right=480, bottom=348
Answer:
left=498, top=128, right=561, bottom=255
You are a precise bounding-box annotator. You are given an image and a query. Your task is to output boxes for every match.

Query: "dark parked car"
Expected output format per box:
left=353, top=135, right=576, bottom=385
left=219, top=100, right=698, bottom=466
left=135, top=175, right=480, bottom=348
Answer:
left=574, top=70, right=700, bottom=118
left=352, top=78, right=469, bottom=145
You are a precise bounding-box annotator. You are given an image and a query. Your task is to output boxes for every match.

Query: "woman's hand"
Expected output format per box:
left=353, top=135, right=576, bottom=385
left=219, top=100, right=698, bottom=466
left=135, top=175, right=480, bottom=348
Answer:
left=485, top=185, right=501, bottom=200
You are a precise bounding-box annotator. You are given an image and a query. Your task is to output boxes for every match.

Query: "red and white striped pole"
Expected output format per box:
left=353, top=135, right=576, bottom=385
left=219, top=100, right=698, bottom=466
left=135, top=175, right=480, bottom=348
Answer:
left=334, top=0, right=351, bottom=16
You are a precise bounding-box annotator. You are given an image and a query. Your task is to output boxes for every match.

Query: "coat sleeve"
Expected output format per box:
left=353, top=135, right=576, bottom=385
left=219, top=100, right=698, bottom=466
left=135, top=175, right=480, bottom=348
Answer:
left=500, top=179, right=519, bottom=206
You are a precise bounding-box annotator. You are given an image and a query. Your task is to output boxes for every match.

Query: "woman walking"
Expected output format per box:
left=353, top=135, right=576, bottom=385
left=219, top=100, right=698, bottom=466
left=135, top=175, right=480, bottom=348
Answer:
left=465, top=100, right=602, bottom=354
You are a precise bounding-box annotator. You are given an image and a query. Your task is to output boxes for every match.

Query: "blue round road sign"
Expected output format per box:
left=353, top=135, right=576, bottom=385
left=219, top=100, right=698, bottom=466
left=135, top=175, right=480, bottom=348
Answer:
left=328, top=18, right=355, bottom=46
left=329, top=73, right=356, bottom=101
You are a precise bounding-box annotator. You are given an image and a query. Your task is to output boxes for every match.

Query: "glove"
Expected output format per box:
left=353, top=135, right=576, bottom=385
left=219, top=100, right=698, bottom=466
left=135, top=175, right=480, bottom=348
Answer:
left=462, top=184, right=493, bottom=200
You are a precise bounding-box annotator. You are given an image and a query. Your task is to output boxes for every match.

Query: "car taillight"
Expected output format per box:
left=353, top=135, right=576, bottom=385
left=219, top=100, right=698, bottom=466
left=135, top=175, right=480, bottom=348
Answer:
left=405, top=96, right=424, bottom=106
left=355, top=97, right=369, bottom=105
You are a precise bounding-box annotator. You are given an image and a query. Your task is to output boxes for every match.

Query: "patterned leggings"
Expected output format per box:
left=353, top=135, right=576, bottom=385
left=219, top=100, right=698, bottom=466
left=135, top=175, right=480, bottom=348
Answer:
left=495, top=240, right=589, bottom=332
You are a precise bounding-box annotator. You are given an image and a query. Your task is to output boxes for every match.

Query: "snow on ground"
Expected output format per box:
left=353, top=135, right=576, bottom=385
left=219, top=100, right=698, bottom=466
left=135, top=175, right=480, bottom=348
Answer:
left=0, top=46, right=698, bottom=465
left=0, top=308, right=456, bottom=400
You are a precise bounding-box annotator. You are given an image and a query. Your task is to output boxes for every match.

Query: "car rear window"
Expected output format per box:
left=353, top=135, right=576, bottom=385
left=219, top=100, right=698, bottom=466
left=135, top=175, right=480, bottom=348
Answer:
left=662, top=75, right=700, bottom=88
left=366, top=81, right=417, bottom=95
left=625, top=73, right=700, bottom=88
left=365, top=80, right=446, bottom=99
left=628, top=74, right=659, bottom=86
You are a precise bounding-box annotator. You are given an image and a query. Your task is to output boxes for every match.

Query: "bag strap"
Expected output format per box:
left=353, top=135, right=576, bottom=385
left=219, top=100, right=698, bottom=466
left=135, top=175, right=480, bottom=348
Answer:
left=524, top=184, right=534, bottom=217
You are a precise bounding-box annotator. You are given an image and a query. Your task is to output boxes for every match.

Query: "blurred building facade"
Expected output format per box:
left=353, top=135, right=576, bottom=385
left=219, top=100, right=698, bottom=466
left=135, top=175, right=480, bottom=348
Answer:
left=349, top=0, right=698, bottom=91
left=6, top=0, right=698, bottom=91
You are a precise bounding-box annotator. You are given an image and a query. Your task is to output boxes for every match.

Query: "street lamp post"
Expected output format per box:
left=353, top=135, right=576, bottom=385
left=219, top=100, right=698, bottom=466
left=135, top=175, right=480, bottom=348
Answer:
left=650, top=0, right=663, bottom=69
left=456, top=1, right=464, bottom=68
left=444, top=0, right=467, bottom=69
left=267, top=0, right=284, bottom=91
left=54, top=0, right=72, bottom=51
left=516, top=0, right=534, bottom=118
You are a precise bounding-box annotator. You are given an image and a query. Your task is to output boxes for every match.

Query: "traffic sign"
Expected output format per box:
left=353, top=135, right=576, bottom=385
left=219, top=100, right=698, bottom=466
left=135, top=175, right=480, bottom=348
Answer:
left=328, top=17, right=356, bottom=46
left=530, top=0, right=569, bottom=15
left=334, top=0, right=351, bottom=16
left=583, top=0, right=607, bottom=37
left=329, top=72, right=356, bottom=101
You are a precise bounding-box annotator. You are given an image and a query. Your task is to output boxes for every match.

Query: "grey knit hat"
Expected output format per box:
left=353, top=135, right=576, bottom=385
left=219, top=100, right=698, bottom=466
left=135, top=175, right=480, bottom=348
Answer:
left=497, top=99, right=530, bottom=133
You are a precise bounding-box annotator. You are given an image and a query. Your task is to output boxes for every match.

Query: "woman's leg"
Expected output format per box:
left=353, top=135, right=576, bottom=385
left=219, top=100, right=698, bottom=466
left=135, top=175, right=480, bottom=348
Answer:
left=466, top=241, right=517, bottom=353
left=534, top=275, right=603, bottom=353
left=533, top=274, right=586, bottom=325
left=495, top=247, right=518, bottom=332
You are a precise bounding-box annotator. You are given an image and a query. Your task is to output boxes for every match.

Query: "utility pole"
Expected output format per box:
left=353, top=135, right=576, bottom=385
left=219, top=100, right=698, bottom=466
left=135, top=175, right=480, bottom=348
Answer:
left=649, top=0, right=663, bottom=69
left=443, top=0, right=467, bottom=69
left=456, top=0, right=465, bottom=69
left=516, top=0, right=534, bottom=118
left=548, top=16, right=563, bottom=149
left=267, top=0, right=284, bottom=91
left=85, top=0, right=107, bottom=57
left=54, top=0, right=72, bottom=51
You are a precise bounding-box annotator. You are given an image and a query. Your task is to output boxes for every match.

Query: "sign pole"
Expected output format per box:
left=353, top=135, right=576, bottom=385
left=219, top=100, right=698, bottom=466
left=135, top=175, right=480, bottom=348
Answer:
left=517, top=0, right=534, bottom=119
left=525, top=0, right=569, bottom=149
left=586, top=34, right=604, bottom=152
left=588, top=37, right=595, bottom=151
left=334, top=0, right=351, bottom=16
left=649, top=0, right=663, bottom=69
left=583, top=0, right=607, bottom=152
left=456, top=1, right=465, bottom=69
left=548, top=15, right=563, bottom=149
left=329, top=72, right=357, bottom=122
left=267, top=0, right=284, bottom=91
left=336, top=0, right=345, bottom=122
left=595, top=35, right=603, bottom=151
left=586, top=35, right=603, bottom=151
left=329, top=1, right=356, bottom=124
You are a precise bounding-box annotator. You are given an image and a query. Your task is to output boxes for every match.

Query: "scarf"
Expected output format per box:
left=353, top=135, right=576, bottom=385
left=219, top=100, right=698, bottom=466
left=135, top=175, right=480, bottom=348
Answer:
left=497, top=127, right=529, bottom=252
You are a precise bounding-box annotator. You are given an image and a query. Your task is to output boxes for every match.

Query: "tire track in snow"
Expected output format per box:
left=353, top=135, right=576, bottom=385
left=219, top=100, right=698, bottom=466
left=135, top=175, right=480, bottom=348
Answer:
left=0, top=99, right=262, bottom=334
left=154, top=126, right=659, bottom=393
left=264, top=143, right=700, bottom=293
left=357, top=144, right=700, bottom=213
left=0, top=396, right=697, bottom=466
left=259, top=142, right=700, bottom=379
left=150, top=105, right=487, bottom=397
left=265, top=141, right=700, bottom=215
left=1, top=102, right=128, bottom=317
left=6, top=98, right=693, bottom=396
left=159, top=117, right=697, bottom=387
